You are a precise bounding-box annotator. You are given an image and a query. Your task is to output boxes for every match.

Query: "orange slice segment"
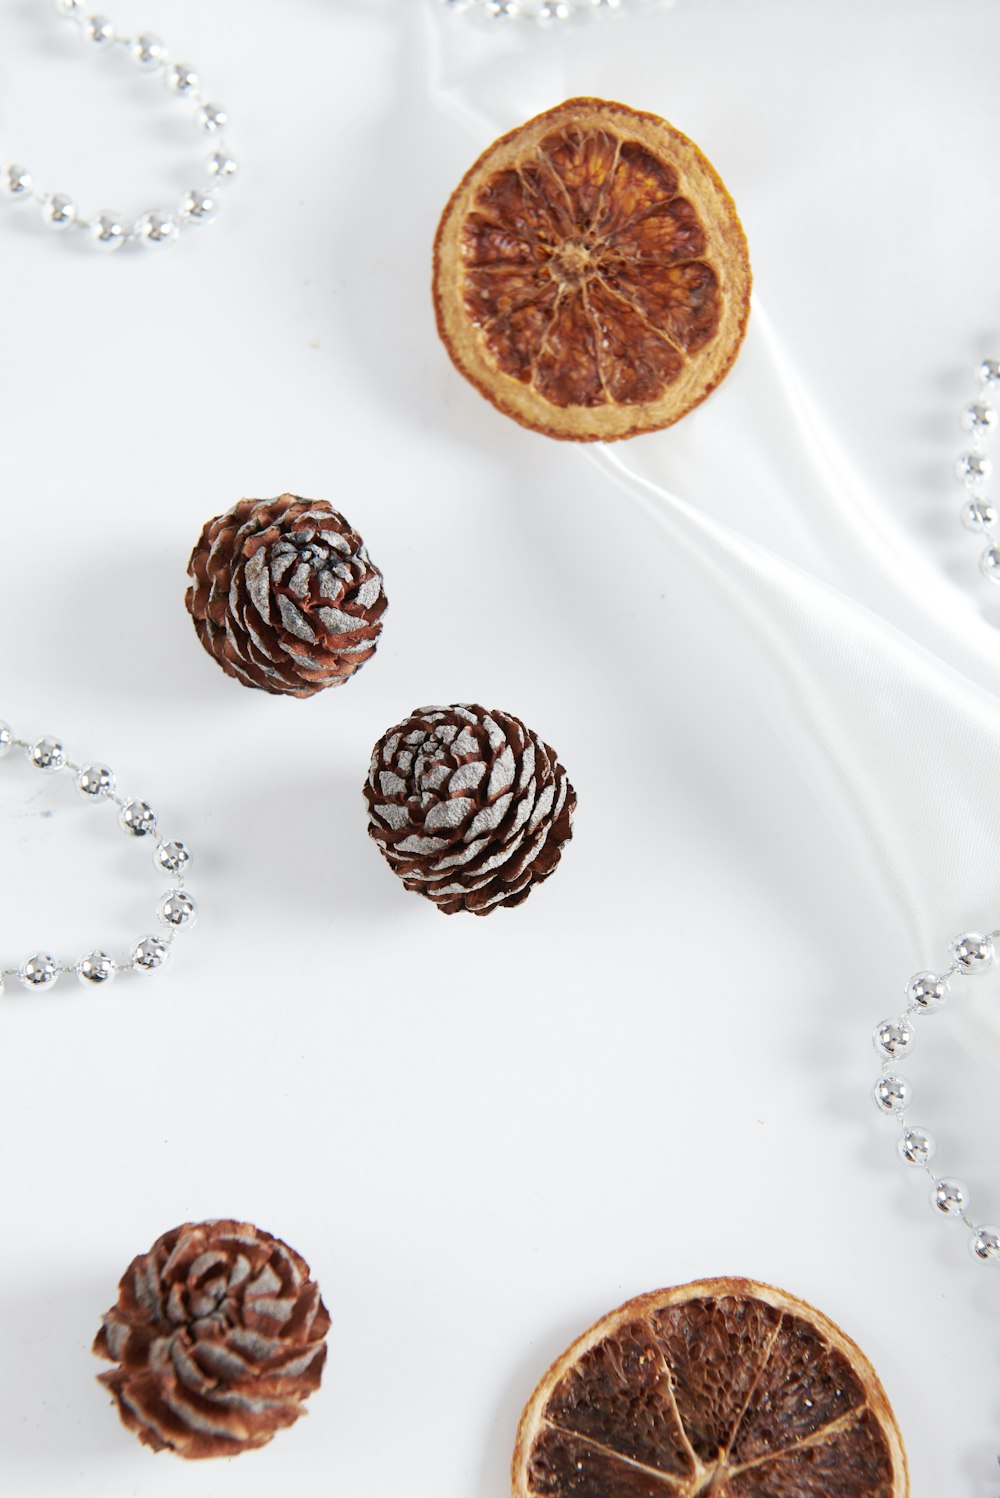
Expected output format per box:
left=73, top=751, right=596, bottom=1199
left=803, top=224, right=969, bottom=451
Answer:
left=434, top=98, right=751, bottom=442
left=512, top=1279, right=908, bottom=1497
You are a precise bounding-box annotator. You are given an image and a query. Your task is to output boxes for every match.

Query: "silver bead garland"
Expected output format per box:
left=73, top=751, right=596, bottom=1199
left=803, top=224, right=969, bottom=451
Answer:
left=0, top=1, right=238, bottom=253
left=0, top=720, right=195, bottom=992
left=438, top=0, right=649, bottom=25
left=955, top=359, right=1000, bottom=582
left=872, top=926, right=1000, bottom=1265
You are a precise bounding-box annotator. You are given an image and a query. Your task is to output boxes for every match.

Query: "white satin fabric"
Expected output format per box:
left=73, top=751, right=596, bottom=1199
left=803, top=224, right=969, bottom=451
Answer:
left=426, top=0, right=1000, bottom=1061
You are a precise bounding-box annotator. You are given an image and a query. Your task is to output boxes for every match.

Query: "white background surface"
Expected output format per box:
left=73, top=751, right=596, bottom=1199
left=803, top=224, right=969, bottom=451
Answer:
left=3, top=1, right=1000, bottom=1494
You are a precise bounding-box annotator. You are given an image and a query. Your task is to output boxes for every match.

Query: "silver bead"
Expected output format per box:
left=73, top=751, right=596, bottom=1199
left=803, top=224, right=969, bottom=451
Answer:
left=77, top=950, right=116, bottom=986
left=961, top=402, right=997, bottom=434
left=131, top=32, right=167, bottom=69
left=158, top=890, right=196, bottom=930
left=980, top=545, right=1000, bottom=583
left=931, top=1176, right=969, bottom=1216
left=120, top=799, right=157, bottom=836
left=132, top=935, right=169, bottom=973
left=898, top=1126, right=935, bottom=1166
left=537, top=0, right=572, bottom=18
left=154, top=839, right=190, bottom=875
left=54, top=0, right=84, bottom=16
left=198, top=102, right=229, bottom=134
left=441, top=0, right=474, bottom=10
left=164, top=61, right=200, bottom=96
left=0, top=721, right=12, bottom=757
left=961, top=498, right=997, bottom=531
left=42, top=193, right=77, bottom=231
left=1, top=164, right=33, bottom=202
left=873, top=1074, right=911, bottom=1114
left=179, top=188, right=217, bottom=226
left=84, top=13, right=115, bottom=45
left=20, top=954, right=58, bottom=991
left=76, top=762, right=115, bottom=798
left=29, top=736, right=65, bottom=773
left=90, top=211, right=126, bottom=252
left=905, top=970, right=948, bottom=1013
left=977, top=358, right=1000, bottom=387
left=206, top=150, right=239, bottom=184
left=970, top=1225, right=1000, bottom=1263
left=484, top=0, right=520, bottom=15
left=134, top=211, right=180, bottom=251
left=956, top=452, right=992, bottom=487
left=951, top=930, right=994, bottom=973
left=873, top=1017, right=914, bottom=1061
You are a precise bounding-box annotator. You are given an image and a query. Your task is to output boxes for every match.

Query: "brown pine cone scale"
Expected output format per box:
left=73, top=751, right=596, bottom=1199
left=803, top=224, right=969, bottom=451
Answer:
left=186, top=494, right=387, bottom=698
left=365, top=704, right=576, bottom=915
left=94, top=1219, right=330, bottom=1459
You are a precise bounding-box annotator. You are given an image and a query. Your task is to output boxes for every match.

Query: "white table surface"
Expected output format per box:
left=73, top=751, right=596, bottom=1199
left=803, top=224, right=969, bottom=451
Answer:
left=2, top=2, right=1000, bottom=1494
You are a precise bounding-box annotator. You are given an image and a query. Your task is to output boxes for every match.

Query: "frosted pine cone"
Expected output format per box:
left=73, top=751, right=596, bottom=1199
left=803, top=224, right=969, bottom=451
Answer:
left=364, top=704, right=576, bottom=915
left=186, top=495, right=387, bottom=697
left=94, top=1219, right=330, bottom=1459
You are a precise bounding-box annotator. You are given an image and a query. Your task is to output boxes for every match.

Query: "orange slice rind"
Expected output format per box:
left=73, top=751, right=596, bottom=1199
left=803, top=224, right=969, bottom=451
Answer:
left=434, top=98, right=751, bottom=442
left=512, top=1279, right=908, bottom=1497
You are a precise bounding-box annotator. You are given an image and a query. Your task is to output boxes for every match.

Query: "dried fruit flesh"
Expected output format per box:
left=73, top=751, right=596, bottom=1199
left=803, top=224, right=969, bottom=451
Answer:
left=434, top=98, right=751, bottom=441
left=512, top=1279, right=908, bottom=1498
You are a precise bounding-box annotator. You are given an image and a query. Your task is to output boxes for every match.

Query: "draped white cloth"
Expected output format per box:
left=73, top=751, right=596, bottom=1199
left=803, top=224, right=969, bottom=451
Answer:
left=427, top=0, right=1000, bottom=1061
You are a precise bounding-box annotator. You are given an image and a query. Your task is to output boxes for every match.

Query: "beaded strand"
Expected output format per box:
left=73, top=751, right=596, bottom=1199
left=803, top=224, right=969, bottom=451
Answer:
left=872, top=929, right=1000, bottom=1264
left=0, top=721, right=195, bottom=991
left=438, top=0, right=644, bottom=25
left=0, top=0, right=237, bottom=252
left=956, top=360, right=1000, bottom=582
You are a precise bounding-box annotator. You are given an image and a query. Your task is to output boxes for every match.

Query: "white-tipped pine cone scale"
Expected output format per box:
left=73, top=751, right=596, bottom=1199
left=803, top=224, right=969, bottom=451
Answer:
left=185, top=495, right=387, bottom=698
left=364, top=704, right=576, bottom=915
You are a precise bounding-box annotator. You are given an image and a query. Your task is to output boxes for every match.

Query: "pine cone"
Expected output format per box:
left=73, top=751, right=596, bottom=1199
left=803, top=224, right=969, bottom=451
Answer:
left=94, top=1219, right=330, bottom=1459
left=185, top=495, right=387, bottom=697
left=364, top=704, right=576, bottom=915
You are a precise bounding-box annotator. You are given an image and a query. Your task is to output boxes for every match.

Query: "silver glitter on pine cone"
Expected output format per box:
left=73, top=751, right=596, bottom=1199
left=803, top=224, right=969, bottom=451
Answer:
left=186, top=494, right=387, bottom=698
left=364, top=704, right=576, bottom=915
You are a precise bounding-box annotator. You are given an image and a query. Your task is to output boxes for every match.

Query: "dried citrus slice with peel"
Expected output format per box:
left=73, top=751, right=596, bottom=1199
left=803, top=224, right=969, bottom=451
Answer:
left=433, top=98, right=751, bottom=442
left=512, top=1279, right=908, bottom=1497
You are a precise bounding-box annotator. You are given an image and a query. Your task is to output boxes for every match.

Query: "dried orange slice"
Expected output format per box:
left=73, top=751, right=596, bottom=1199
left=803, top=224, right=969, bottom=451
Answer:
left=433, top=98, right=750, bottom=442
left=512, top=1279, right=908, bottom=1497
